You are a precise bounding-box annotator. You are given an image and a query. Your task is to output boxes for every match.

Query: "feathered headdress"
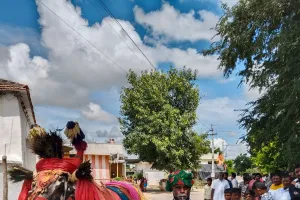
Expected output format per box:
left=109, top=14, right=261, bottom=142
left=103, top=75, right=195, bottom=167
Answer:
left=64, top=121, right=85, bottom=145
left=8, top=165, right=33, bottom=183
left=28, top=124, right=46, bottom=141
left=28, top=131, right=63, bottom=159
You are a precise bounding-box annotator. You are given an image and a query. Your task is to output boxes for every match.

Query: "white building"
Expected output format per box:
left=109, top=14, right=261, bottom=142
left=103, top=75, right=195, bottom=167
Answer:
left=0, top=79, right=37, bottom=199
left=200, top=153, right=219, bottom=164
left=0, top=79, right=37, bottom=170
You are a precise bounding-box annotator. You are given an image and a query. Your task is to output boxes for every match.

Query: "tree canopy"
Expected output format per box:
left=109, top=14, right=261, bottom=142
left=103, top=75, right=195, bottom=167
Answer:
left=203, top=0, right=300, bottom=171
left=234, top=154, right=252, bottom=173
left=119, top=68, right=210, bottom=171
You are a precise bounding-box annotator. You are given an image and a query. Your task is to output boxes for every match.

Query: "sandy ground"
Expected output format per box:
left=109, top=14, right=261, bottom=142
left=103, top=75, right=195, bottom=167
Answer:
left=144, top=189, right=204, bottom=200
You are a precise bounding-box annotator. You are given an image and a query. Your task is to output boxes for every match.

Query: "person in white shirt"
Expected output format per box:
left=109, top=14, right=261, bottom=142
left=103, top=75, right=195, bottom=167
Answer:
left=273, top=175, right=291, bottom=200
left=211, top=172, right=230, bottom=200
left=204, top=178, right=212, bottom=200
left=231, top=172, right=239, bottom=188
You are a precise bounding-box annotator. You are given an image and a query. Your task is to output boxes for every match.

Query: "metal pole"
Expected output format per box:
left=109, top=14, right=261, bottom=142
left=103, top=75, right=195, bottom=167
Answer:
left=211, top=125, right=215, bottom=180
left=116, top=153, right=119, bottom=177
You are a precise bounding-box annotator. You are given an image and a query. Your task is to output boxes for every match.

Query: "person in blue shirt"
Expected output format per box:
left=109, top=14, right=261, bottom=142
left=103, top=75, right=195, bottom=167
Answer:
left=224, top=172, right=233, bottom=188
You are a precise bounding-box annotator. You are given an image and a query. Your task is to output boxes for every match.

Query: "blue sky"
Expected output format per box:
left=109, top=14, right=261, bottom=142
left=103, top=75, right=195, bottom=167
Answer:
left=0, top=0, right=254, bottom=158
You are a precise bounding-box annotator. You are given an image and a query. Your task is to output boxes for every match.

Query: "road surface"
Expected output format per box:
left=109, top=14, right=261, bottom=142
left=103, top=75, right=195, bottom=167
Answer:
left=144, top=190, right=204, bottom=200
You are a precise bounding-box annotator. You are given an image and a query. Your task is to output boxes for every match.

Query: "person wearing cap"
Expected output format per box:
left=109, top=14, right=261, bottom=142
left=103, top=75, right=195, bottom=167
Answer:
left=166, top=170, right=194, bottom=200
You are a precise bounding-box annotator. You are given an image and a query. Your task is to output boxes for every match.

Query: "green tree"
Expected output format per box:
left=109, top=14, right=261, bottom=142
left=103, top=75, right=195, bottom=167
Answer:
left=119, top=68, right=210, bottom=171
left=234, top=154, right=252, bottom=173
left=203, top=0, right=300, bottom=171
left=225, top=160, right=234, bottom=174
left=214, top=147, right=223, bottom=154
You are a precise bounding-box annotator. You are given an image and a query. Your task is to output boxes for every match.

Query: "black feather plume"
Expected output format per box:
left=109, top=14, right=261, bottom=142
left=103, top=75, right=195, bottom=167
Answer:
left=8, top=165, right=33, bottom=183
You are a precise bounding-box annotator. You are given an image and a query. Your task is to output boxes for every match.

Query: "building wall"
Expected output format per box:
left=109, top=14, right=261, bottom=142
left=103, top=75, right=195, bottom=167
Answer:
left=0, top=93, right=23, bottom=164
left=0, top=172, right=23, bottom=200
left=84, top=154, right=110, bottom=183
left=200, top=153, right=219, bottom=164
left=19, top=100, right=36, bottom=170
left=135, top=162, right=165, bottom=186
left=135, top=162, right=153, bottom=172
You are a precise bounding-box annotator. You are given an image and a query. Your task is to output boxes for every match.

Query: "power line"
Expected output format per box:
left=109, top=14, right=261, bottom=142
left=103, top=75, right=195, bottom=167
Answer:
left=196, top=117, right=210, bottom=130
left=86, top=0, right=145, bottom=66
left=37, top=0, right=126, bottom=73
left=95, top=0, right=156, bottom=70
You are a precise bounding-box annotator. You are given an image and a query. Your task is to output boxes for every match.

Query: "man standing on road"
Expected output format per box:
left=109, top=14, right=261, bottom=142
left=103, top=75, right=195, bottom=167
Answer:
left=211, top=172, right=230, bottom=200
left=239, top=174, right=250, bottom=197
left=224, top=172, right=233, bottom=188
left=166, top=170, right=194, bottom=200
left=231, top=172, right=239, bottom=188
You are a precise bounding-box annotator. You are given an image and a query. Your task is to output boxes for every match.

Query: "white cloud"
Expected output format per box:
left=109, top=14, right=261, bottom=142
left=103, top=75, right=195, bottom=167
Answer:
left=196, top=96, right=249, bottom=159
left=243, top=84, right=263, bottom=101
left=210, top=137, right=248, bottom=159
left=134, top=3, right=219, bottom=42
left=150, top=45, right=221, bottom=77
left=81, top=102, right=117, bottom=123
left=220, top=0, right=239, bottom=7
left=179, top=0, right=239, bottom=8
left=197, top=97, right=247, bottom=127
left=0, top=0, right=221, bottom=109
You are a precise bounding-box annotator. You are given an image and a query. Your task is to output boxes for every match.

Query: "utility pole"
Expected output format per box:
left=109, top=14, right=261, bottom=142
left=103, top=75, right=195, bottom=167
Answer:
left=3, top=144, right=8, bottom=200
left=208, top=125, right=217, bottom=180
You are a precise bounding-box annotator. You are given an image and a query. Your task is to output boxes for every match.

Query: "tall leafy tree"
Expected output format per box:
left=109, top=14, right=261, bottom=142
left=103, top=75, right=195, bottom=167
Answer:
left=119, top=68, right=210, bottom=171
left=234, top=154, right=252, bottom=173
left=225, top=160, right=235, bottom=174
left=203, top=0, right=300, bottom=171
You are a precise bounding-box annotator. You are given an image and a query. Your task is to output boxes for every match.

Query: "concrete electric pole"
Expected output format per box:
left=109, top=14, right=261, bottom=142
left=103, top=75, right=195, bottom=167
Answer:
left=208, top=125, right=217, bottom=179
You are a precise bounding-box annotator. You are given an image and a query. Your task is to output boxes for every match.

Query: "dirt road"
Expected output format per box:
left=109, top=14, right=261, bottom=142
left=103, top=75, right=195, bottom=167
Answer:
left=144, top=190, right=204, bottom=200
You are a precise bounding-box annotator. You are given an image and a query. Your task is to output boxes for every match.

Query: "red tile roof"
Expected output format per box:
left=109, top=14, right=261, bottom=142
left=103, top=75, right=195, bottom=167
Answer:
left=0, top=79, right=29, bottom=91
left=0, top=79, right=36, bottom=124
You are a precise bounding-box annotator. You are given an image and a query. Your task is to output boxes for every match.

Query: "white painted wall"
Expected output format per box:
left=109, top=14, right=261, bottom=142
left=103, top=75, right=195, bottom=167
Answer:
left=200, top=153, right=219, bottom=164
left=135, top=162, right=153, bottom=172
left=19, top=99, right=36, bottom=170
left=144, top=171, right=165, bottom=185
left=135, top=162, right=166, bottom=185
left=0, top=93, right=36, bottom=170
left=0, top=172, right=22, bottom=200
left=0, top=93, right=23, bottom=164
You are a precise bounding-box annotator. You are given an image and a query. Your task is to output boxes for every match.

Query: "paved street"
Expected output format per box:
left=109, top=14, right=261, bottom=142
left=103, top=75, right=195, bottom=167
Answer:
left=144, top=190, right=204, bottom=200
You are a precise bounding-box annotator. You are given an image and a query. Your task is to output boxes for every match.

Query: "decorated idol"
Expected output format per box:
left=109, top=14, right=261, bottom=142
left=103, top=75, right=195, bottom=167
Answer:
left=9, top=121, right=145, bottom=200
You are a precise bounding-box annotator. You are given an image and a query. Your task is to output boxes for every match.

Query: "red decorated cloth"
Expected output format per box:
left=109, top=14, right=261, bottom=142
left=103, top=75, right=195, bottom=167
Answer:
left=75, top=179, right=117, bottom=200
left=36, top=157, right=82, bottom=173
left=18, top=179, right=33, bottom=200
left=74, top=141, right=87, bottom=159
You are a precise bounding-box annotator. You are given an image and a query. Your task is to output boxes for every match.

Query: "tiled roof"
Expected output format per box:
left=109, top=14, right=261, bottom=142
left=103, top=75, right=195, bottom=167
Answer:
left=0, top=79, right=28, bottom=91
left=0, top=79, right=36, bottom=124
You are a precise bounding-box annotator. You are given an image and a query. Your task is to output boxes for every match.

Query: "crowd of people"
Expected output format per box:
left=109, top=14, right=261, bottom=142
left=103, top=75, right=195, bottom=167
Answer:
left=204, top=164, right=300, bottom=200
